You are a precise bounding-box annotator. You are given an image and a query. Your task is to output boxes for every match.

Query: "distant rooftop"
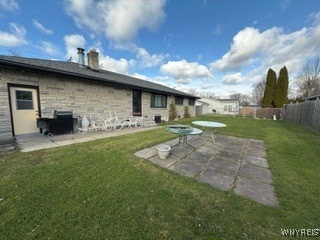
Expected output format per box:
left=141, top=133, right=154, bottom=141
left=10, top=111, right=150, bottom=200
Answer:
left=303, top=94, right=320, bottom=101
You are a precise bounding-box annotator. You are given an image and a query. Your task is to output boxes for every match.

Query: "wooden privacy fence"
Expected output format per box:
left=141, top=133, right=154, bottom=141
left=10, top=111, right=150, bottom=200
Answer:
left=283, top=100, right=320, bottom=132
left=240, top=107, right=282, bottom=119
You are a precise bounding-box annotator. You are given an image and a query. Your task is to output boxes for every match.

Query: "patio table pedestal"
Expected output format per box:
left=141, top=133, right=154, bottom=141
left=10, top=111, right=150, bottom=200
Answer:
left=192, top=121, right=226, bottom=144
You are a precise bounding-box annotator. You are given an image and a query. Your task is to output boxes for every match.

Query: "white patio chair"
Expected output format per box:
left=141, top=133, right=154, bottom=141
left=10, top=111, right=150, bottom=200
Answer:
left=90, top=113, right=104, bottom=131
left=129, top=117, right=144, bottom=127
left=113, top=116, right=128, bottom=130
left=123, top=117, right=137, bottom=128
left=136, top=117, right=144, bottom=127
left=101, top=115, right=116, bottom=131
left=78, top=115, right=90, bottom=134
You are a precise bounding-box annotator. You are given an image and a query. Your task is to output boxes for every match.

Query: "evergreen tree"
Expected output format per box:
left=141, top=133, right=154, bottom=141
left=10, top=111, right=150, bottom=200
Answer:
left=168, top=102, right=177, bottom=121
left=261, top=68, right=277, bottom=108
left=274, top=66, right=289, bottom=108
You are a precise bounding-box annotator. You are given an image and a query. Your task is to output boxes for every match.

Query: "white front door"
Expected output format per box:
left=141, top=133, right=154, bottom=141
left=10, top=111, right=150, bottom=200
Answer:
left=9, top=86, right=39, bottom=135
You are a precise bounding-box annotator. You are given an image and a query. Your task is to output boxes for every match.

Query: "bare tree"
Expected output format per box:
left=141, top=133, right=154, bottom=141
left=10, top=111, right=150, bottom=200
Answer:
left=229, top=93, right=251, bottom=106
left=296, top=56, right=320, bottom=97
left=252, top=78, right=266, bottom=105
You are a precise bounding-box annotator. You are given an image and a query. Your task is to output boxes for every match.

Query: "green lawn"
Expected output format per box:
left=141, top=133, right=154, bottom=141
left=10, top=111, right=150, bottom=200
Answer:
left=1, top=115, right=319, bottom=239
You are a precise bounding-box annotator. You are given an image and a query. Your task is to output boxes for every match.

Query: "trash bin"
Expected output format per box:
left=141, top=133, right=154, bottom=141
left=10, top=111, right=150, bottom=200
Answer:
left=154, top=115, right=161, bottom=124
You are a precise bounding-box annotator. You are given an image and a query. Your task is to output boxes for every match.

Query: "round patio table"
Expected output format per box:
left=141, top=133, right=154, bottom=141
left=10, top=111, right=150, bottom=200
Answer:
left=192, top=121, right=226, bottom=143
left=166, top=124, right=203, bottom=155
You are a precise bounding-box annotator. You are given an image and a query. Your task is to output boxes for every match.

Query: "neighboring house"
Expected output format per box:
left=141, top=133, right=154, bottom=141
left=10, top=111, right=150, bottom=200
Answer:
left=196, top=98, right=239, bottom=115
left=0, top=49, right=198, bottom=147
left=303, top=94, right=320, bottom=101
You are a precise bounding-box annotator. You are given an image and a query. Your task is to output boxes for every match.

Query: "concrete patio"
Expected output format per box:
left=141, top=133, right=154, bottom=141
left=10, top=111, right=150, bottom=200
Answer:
left=15, top=126, right=161, bottom=152
left=134, top=132, right=279, bottom=206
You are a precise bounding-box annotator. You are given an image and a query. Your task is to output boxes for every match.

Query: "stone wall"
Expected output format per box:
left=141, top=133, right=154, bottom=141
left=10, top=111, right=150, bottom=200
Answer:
left=39, top=76, right=133, bottom=118
left=141, top=95, right=196, bottom=122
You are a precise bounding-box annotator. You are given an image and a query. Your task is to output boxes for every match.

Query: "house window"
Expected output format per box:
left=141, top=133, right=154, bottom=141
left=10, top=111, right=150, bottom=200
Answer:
left=224, top=105, right=228, bottom=112
left=151, top=93, right=167, bottom=108
left=175, top=96, right=183, bottom=105
left=16, top=90, right=34, bottom=110
left=188, top=99, right=195, bottom=106
left=228, top=105, right=232, bottom=112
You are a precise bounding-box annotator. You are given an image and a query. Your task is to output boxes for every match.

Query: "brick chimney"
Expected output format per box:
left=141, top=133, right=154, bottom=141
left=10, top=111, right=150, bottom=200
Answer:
left=87, top=49, right=99, bottom=70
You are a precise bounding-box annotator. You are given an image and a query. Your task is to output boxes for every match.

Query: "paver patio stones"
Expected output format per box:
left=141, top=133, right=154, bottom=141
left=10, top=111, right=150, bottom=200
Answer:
left=235, top=176, right=279, bottom=206
left=169, top=160, right=204, bottom=178
left=197, top=168, right=234, bottom=191
left=209, top=157, right=240, bottom=175
left=186, top=137, right=207, bottom=148
left=244, top=156, right=268, bottom=168
left=196, top=145, right=217, bottom=156
left=134, top=133, right=279, bottom=206
left=134, top=148, right=157, bottom=159
left=171, top=145, right=194, bottom=157
left=215, top=149, right=243, bottom=161
left=239, top=163, right=272, bottom=184
left=245, top=147, right=266, bottom=158
left=220, top=144, right=244, bottom=153
left=148, top=154, right=180, bottom=168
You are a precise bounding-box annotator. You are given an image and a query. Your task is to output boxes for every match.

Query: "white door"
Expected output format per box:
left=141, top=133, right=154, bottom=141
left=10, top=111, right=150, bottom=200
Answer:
left=9, top=87, right=39, bottom=135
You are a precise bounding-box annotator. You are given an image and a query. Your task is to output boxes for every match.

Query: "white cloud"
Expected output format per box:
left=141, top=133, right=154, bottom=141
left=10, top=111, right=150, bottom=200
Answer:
left=63, top=34, right=86, bottom=61
left=0, top=0, right=19, bottom=11
left=131, top=73, right=150, bottom=81
left=222, top=72, right=244, bottom=85
left=99, top=55, right=133, bottom=74
left=130, top=73, right=171, bottom=87
left=0, top=23, right=27, bottom=47
left=136, top=47, right=167, bottom=68
left=210, top=27, right=280, bottom=72
left=32, top=19, right=53, bottom=35
left=112, top=43, right=167, bottom=68
left=211, top=11, right=320, bottom=87
left=64, top=0, right=166, bottom=42
left=160, top=60, right=212, bottom=84
left=39, top=41, right=60, bottom=55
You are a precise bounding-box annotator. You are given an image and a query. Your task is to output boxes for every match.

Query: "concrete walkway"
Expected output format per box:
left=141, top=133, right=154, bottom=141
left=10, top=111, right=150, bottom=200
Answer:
left=134, top=133, right=279, bottom=206
left=16, top=126, right=161, bottom=152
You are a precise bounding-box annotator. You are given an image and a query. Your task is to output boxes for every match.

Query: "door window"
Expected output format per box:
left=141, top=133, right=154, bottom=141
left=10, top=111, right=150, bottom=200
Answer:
left=16, top=90, right=34, bottom=110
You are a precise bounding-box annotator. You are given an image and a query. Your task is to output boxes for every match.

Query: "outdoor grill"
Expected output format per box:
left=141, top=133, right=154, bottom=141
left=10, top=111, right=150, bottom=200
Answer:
left=37, top=110, right=77, bottom=135
left=53, top=110, right=73, bottom=119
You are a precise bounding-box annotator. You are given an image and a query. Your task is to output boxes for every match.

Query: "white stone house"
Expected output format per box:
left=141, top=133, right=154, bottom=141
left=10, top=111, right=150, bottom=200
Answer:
left=196, top=97, right=239, bottom=115
left=0, top=49, right=198, bottom=148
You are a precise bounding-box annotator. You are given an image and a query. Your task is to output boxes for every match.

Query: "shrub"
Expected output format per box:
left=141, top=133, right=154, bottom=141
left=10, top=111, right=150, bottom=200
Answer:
left=169, top=102, right=177, bottom=121
left=183, top=105, right=191, bottom=118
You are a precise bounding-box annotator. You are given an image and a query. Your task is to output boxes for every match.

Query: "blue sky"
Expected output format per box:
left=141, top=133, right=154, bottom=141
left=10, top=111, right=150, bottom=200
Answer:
left=1, top=0, right=320, bottom=99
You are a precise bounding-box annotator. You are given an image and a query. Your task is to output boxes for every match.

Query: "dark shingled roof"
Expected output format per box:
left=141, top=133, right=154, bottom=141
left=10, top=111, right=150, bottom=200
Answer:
left=0, top=55, right=198, bottom=99
left=303, top=94, right=320, bottom=101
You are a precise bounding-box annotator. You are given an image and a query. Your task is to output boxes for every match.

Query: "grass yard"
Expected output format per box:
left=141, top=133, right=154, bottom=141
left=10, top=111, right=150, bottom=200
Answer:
left=0, top=115, right=319, bottom=239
